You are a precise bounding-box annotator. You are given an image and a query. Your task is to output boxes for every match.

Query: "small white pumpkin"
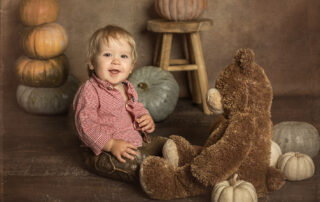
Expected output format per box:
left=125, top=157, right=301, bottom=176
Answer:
left=16, top=76, right=79, bottom=115
left=277, top=152, right=315, bottom=181
left=273, top=121, right=320, bottom=157
left=129, top=66, right=179, bottom=122
left=212, top=174, right=257, bottom=202
left=270, top=140, right=282, bottom=167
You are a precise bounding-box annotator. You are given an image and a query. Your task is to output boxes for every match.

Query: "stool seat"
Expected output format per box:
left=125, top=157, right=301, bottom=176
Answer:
left=147, top=19, right=213, bottom=33
left=147, top=19, right=212, bottom=115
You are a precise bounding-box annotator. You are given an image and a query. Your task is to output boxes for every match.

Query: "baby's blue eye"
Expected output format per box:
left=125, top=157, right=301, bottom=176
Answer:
left=121, top=54, right=128, bottom=59
left=104, top=53, right=111, bottom=57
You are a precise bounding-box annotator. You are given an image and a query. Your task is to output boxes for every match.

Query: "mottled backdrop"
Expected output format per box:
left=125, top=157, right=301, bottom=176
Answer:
left=1, top=0, right=320, bottom=97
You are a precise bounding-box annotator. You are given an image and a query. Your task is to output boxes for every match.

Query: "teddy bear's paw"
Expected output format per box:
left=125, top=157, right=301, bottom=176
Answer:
left=206, top=88, right=224, bottom=115
left=140, top=157, right=209, bottom=200
left=139, top=156, right=179, bottom=200
left=266, top=166, right=286, bottom=192
left=164, top=135, right=199, bottom=167
left=163, top=139, right=179, bottom=167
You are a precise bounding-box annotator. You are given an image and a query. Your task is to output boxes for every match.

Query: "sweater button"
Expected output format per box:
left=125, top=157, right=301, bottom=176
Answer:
left=107, top=86, right=113, bottom=90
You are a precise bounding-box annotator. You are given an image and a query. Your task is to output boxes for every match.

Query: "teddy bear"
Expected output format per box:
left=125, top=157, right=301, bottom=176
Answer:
left=139, top=48, right=286, bottom=200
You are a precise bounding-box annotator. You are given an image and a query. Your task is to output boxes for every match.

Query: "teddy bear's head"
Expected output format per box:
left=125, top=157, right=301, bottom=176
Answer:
left=207, top=48, right=273, bottom=117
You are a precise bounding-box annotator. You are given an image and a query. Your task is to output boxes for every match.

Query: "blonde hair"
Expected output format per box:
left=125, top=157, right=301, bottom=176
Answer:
left=87, top=25, right=137, bottom=76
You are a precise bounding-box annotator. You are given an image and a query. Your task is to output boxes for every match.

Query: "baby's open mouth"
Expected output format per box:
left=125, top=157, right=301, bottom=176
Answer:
left=109, top=69, right=120, bottom=75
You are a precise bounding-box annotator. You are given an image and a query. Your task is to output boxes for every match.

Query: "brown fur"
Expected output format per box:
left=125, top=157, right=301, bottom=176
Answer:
left=140, top=157, right=209, bottom=200
left=169, top=135, right=199, bottom=166
left=140, top=48, right=285, bottom=200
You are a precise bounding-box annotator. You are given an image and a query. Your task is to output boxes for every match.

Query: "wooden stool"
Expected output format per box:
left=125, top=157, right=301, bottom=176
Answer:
left=147, top=19, right=213, bottom=115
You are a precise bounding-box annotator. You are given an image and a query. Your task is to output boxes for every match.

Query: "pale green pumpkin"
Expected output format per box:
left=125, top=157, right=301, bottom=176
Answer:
left=273, top=121, right=320, bottom=157
left=129, top=66, right=179, bottom=122
left=16, top=76, right=79, bottom=115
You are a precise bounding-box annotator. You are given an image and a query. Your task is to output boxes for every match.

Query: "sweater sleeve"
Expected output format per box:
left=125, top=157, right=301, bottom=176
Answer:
left=73, top=83, right=114, bottom=155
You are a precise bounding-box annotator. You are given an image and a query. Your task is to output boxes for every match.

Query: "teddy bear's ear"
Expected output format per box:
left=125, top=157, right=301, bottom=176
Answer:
left=234, top=48, right=255, bottom=72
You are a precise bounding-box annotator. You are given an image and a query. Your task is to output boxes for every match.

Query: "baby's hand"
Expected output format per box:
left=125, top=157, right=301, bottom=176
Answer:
left=106, top=139, right=138, bottom=163
left=136, top=114, right=155, bottom=133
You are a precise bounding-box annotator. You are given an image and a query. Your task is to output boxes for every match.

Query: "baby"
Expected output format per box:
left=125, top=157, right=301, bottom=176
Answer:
left=73, top=25, right=167, bottom=182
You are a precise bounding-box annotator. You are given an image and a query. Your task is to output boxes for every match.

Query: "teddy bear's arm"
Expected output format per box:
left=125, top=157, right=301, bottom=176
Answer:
left=190, top=113, right=254, bottom=187
left=204, top=115, right=228, bottom=147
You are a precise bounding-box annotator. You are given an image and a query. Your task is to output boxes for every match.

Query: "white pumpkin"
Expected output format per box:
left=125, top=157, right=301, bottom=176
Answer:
left=273, top=121, right=320, bottom=157
left=270, top=141, right=282, bottom=167
left=16, top=76, right=79, bottom=115
left=129, top=66, right=179, bottom=122
left=277, top=152, right=315, bottom=181
left=212, top=174, right=257, bottom=202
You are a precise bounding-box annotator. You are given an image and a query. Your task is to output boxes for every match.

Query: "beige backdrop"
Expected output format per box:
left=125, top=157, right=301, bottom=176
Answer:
left=1, top=0, right=320, bottom=97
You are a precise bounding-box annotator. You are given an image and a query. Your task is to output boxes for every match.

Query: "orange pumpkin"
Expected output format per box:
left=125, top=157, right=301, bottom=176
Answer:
left=20, top=0, right=59, bottom=26
left=16, top=54, right=69, bottom=87
left=22, top=23, right=68, bottom=59
left=155, top=0, right=208, bottom=21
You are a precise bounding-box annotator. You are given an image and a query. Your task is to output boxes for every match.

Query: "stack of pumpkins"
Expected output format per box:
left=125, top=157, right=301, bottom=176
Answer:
left=16, top=0, right=78, bottom=115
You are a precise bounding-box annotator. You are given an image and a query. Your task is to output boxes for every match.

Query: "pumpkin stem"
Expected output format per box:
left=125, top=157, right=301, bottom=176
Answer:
left=295, top=152, right=304, bottom=158
left=230, top=174, right=238, bottom=186
left=138, top=82, right=148, bottom=90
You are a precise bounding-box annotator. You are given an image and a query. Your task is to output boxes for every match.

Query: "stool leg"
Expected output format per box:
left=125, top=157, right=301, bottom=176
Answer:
left=183, top=34, right=202, bottom=104
left=190, top=32, right=211, bottom=115
left=182, top=35, right=190, bottom=61
left=188, top=72, right=202, bottom=104
left=159, top=33, right=173, bottom=71
left=153, top=34, right=161, bottom=66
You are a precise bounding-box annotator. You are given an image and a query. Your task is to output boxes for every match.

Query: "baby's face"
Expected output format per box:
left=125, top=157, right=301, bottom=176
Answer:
left=90, top=37, right=134, bottom=87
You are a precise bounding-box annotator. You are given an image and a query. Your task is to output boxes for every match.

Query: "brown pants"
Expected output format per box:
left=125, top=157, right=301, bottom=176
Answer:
left=81, top=136, right=168, bottom=182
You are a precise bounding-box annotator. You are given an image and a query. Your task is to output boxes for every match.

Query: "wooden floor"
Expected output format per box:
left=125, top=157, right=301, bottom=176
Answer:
left=1, top=84, right=319, bottom=201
